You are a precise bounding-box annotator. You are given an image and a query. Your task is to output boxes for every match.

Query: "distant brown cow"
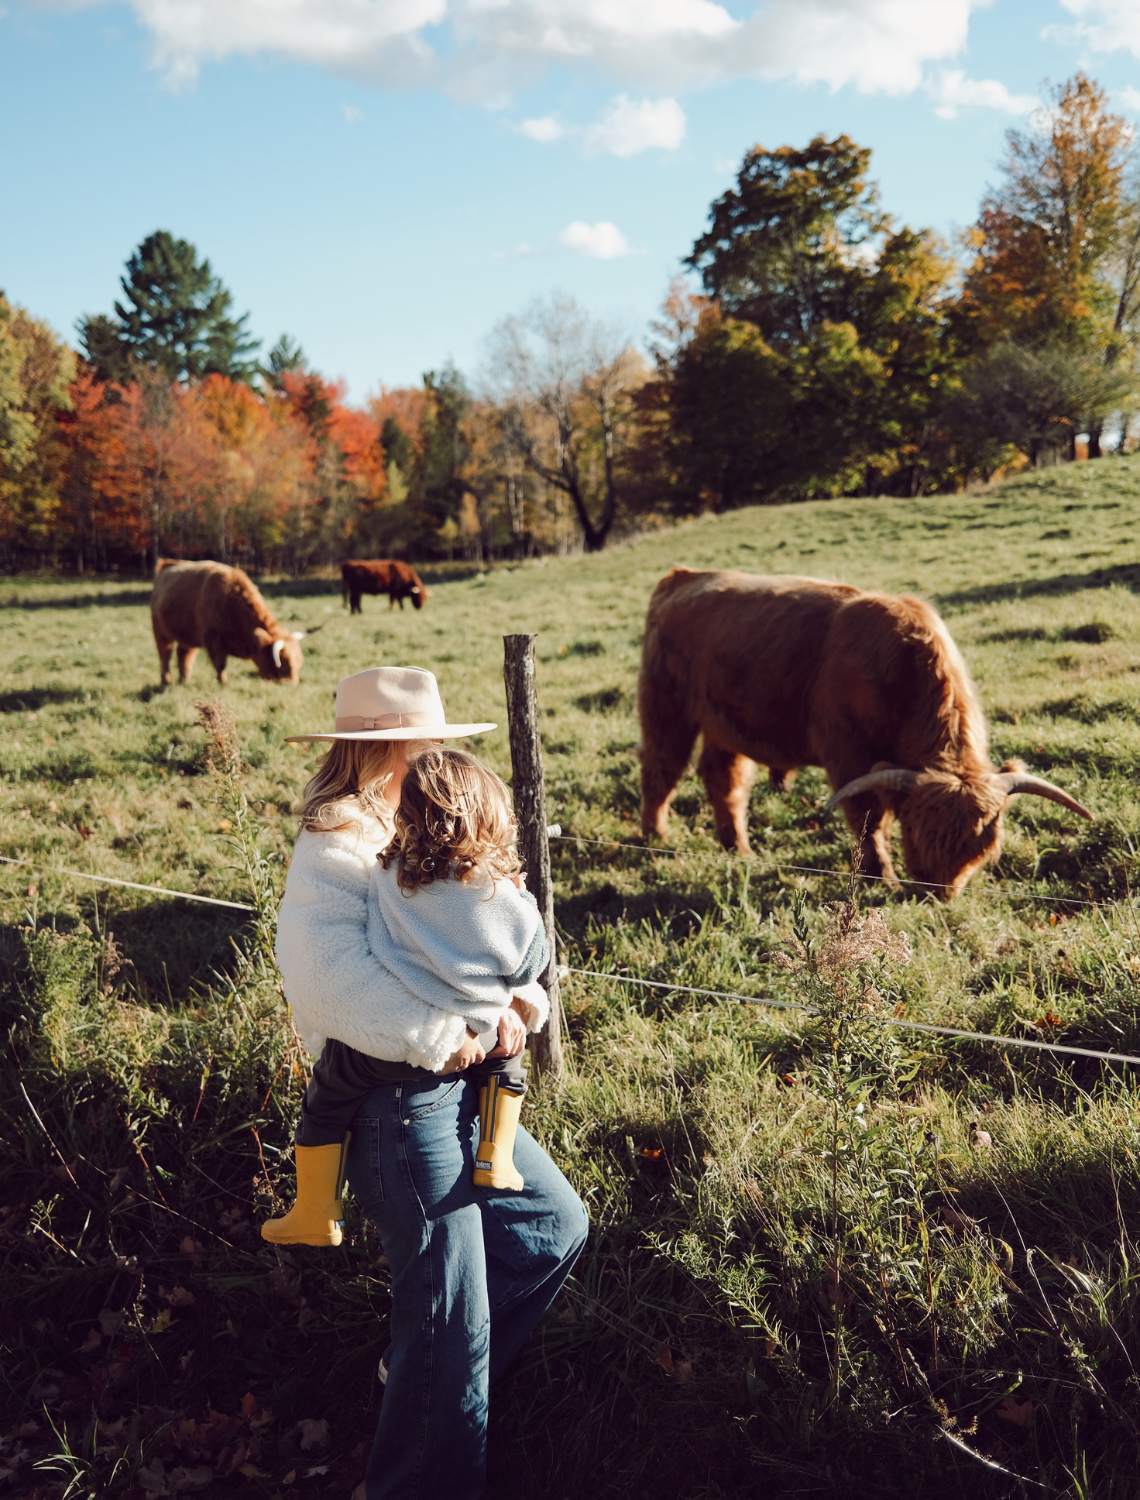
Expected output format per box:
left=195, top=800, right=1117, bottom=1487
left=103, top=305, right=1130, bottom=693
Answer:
left=639, top=567, right=1091, bottom=898
left=341, top=559, right=428, bottom=614
left=151, top=560, right=305, bottom=686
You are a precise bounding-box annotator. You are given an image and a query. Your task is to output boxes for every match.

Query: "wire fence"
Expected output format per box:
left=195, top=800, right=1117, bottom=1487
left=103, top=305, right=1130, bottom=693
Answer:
left=548, top=832, right=1118, bottom=909
left=3, top=827, right=1136, bottom=1071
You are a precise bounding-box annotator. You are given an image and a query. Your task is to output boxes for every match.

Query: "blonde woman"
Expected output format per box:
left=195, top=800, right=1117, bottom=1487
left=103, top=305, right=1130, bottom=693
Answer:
left=272, top=667, right=588, bottom=1500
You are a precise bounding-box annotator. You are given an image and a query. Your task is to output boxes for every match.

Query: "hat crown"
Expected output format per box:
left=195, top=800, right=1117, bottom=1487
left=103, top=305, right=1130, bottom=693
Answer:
left=335, top=667, right=446, bottom=729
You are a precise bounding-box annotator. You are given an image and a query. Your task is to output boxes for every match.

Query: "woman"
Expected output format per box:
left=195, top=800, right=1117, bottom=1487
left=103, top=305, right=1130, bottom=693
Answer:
left=274, top=666, right=588, bottom=1500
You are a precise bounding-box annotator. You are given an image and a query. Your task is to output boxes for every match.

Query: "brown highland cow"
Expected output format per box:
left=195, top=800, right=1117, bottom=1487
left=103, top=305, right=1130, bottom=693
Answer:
left=638, top=567, right=1091, bottom=898
left=151, top=560, right=305, bottom=686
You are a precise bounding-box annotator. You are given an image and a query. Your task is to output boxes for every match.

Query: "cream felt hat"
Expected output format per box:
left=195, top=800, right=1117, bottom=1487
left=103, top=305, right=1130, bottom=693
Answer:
left=286, top=667, right=496, bottom=743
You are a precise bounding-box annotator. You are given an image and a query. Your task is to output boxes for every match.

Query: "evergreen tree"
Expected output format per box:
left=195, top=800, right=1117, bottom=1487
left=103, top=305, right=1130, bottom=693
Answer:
left=78, top=231, right=260, bottom=384
left=264, top=332, right=307, bottom=391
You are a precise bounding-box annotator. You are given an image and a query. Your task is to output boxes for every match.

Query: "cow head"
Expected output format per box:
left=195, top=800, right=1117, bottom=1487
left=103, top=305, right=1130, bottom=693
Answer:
left=411, top=584, right=427, bottom=610
left=254, top=628, right=304, bottom=684
left=828, top=759, right=1092, bottom=899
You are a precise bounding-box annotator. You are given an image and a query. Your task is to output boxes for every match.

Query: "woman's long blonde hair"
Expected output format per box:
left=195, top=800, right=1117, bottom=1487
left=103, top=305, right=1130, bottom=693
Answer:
left=299, top=740, right=407, bottom=832
left=381, top=747, right=521, bottom=892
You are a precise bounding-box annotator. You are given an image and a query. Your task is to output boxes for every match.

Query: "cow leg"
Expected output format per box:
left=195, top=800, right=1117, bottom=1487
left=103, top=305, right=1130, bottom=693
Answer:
left=205, top=639, right=228, bottom=685
left=154, top=626, right=174, bottom=688
left=351, top=591, right=362, bottom=615
left=639, top=695, right=697, bottom=842
left=176, top=644, right=198, bottom=684
left=697, top=742, right=756, bottom=854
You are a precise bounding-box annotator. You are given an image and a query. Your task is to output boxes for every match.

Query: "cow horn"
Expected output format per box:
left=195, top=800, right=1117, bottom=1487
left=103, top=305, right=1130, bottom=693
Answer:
left=993, top=771, right=1093, bottom=821
left=826, top=767, right=918, bottom=812
left=272, top=639, right=285, bottom=669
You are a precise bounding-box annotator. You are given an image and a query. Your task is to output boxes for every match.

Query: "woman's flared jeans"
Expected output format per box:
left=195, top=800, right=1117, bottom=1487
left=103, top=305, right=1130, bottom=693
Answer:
left=345, top=1076, right=588, bottom=1500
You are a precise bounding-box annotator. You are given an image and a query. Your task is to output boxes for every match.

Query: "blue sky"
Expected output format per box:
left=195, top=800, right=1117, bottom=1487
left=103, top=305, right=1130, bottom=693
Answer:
left=4, top=1, right=1140, bottom=402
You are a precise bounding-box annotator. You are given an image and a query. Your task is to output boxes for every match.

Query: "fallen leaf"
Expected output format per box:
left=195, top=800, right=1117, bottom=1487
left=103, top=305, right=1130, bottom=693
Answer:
left=638, top=1146, right=664, bottom=1161
left=297, top=1417, right=329, bottom=1451
left=655, top=1343, right=674, bottom=1375
left=995, top=1397, right=1037, bottom=1427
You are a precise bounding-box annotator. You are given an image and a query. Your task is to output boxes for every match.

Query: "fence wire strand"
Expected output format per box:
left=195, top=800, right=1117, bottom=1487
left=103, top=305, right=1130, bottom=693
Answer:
left=0, top=853, right=256, bottom=912
left=562, top=967, right=1140, bottom=1069
left=549, top=832, right=1113, bottom=909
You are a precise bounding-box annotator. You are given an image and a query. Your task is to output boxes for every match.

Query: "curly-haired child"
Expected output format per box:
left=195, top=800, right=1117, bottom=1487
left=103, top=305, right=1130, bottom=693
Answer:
left=263, top=746, right=548, bottom=1247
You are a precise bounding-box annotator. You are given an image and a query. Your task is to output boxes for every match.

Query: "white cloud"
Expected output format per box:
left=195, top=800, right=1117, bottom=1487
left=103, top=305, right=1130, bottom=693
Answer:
left=342, top=102, right=364, bottom=124
left=582, top=95, right=685, bottom=156
left=518, top=114, right=565, bottom=142
left=559, top=221, right=632, bottom=259
left=494, top=241, right=535, bottom=259
left=130, top=0, right=444, bottom=90
left=64, top=0, right=988, bottom=102
left=1054, top=1, right=1140, bottom=60
left=926, top=69, right=1037, bottom=121
left=518, top=94, right=685, bottom=156
left=1121, top=85, right=1140, bottom=112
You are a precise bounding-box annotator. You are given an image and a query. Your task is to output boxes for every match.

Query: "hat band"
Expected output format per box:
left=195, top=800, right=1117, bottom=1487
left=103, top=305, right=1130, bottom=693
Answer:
left=334, top=710, right=439, bottom=732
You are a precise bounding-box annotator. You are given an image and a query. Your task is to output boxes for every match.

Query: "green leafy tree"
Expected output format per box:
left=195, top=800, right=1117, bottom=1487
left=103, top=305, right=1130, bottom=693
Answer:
left=687, top=135, right=886, bottom=349
left=78, top=230, right=260, bottom=384
left=952, top=337, right=1136, bottom=467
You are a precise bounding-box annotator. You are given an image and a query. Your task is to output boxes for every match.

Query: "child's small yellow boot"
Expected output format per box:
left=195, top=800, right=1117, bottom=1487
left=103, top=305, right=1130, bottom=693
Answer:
left=261, top=1141, right=348, bottom=1247
left=473, top=1077, right=525, bottom=1192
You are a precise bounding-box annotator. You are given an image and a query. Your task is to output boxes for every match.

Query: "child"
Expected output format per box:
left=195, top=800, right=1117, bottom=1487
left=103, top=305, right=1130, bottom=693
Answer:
left=263, top=746, right=548, bottom=1247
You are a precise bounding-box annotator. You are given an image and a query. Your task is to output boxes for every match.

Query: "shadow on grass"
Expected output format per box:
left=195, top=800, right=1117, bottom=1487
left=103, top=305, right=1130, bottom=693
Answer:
left=1, top=588, right=153, bottom=611
left=936, top=562, right=1140, bottom=611
left=558, top=883, right=718, bottom=948
left=0, top=687, right=88, bottom=714
left=86, top=898, right=252, bottom=1005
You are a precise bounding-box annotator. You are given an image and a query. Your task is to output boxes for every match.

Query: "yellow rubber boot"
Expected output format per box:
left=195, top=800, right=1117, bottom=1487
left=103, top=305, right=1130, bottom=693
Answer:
left=473, top=1078, right=525, bottom=1192
left=261, top=1140, right=348, bottom=1247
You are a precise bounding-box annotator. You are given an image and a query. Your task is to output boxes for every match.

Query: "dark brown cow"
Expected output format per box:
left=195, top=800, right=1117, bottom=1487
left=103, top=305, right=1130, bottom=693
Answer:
left=151, top=560, right=304, bottom=686
left=638, top=567, right=1091, bottom=898
left=341, top=559, right=428, bottom=614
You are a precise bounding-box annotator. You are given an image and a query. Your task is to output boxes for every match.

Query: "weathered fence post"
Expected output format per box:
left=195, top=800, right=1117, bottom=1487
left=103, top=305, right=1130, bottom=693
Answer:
left=503, top=633, right=564, bottom=1081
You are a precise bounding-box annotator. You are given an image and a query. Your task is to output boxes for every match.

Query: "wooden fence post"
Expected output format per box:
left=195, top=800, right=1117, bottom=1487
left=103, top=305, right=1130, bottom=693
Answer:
left=503, top=633, right=564, bottom=1081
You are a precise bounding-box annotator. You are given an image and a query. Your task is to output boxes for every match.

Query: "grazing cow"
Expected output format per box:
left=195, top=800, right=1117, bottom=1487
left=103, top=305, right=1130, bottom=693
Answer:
left=341, top=559, right=428, bottom=615
left=638, top=567, right=1091, bottom=898
left=151, top=560, right=305, bottom=686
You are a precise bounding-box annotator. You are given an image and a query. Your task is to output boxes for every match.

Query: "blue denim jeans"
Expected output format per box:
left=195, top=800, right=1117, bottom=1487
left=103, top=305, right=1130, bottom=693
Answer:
left=345, top=1075, right=588, bottom=1500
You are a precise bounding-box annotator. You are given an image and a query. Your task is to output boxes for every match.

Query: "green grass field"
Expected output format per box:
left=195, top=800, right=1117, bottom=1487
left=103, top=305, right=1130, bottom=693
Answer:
left=2, top=459, right=1139, bottom=1498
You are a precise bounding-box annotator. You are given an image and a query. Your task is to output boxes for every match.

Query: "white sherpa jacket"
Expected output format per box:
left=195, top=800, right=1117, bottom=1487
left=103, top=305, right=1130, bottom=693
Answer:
left=274, top=804, right=548, bottom=1073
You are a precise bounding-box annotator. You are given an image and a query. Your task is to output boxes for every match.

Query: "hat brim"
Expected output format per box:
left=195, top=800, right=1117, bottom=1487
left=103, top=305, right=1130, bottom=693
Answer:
left=285, top=721, right=497, bottom=744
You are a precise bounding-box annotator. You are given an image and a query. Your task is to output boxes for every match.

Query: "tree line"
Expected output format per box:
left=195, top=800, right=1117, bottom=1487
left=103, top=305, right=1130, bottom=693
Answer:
left=2, top=71, right=1138, bottom=573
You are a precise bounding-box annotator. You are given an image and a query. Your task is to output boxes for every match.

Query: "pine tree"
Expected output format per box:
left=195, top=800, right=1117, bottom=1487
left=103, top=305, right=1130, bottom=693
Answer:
left=78, top=231, right=260, bottom=384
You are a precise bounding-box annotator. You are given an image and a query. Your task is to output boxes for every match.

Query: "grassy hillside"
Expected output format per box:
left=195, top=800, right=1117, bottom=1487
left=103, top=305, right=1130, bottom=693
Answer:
left=2, top=459, right=1139, bottom=1498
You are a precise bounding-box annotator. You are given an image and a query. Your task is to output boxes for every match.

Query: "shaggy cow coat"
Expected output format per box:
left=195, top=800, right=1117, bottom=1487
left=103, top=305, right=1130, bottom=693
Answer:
left=638, top=566, right=1088, bottom=897
left=151, top=560, right=303, bottom=686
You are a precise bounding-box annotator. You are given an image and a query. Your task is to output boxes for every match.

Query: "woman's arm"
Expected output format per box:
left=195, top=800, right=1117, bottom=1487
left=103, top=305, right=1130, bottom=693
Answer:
left=275, top=831, right=469, bottom=1074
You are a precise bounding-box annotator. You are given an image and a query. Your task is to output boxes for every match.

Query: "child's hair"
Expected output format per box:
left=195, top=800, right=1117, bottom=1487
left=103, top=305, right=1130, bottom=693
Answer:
left=381, top=746, right=521, bottom=893
left=299, top=740, right=408, bottom=832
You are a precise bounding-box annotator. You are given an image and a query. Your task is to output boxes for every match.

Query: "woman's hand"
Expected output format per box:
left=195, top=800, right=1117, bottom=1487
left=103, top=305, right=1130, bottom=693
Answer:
left=440, top=1029, right=487, bottom=1074
left=487, top=1006, right=527, bottom=1059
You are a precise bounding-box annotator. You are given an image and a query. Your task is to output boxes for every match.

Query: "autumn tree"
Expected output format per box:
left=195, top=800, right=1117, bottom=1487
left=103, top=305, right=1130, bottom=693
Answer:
left=0, top=294, right=75, bottom=562
left=960, top=74, right=1137, bottom=457
left=78, top=230, right=260, bottom=385
left=486, top=294, right=645, bottom=551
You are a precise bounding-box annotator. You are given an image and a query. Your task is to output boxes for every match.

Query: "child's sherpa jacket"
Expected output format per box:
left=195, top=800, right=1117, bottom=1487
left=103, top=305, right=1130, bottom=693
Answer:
left=274, top=806, right=549, bottom=1074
